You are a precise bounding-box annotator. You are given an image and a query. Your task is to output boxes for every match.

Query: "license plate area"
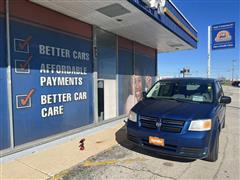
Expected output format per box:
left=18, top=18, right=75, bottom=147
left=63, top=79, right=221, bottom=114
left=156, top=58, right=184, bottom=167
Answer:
left=149, top=136, right=165, bottom=147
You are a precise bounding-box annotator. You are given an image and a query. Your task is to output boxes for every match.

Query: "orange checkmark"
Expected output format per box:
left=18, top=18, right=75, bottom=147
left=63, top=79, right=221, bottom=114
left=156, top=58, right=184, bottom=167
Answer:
left=21, top=89, right=35, bottom=106
left=18, top=35, right=32, bottom=50
left=19, top=54, right=33, bottom=69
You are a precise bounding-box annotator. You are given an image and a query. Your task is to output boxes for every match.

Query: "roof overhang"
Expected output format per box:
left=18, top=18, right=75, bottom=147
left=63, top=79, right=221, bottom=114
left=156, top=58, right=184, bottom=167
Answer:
left=31, top=0, right=198, bottom=52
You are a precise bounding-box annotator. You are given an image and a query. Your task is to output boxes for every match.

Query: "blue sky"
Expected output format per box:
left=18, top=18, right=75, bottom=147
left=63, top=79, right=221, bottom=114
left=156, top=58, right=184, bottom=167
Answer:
left=158, top=0, right=239, bottom=79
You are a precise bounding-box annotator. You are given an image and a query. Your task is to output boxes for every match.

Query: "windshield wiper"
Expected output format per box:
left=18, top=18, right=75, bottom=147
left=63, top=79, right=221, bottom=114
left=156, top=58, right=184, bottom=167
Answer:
left=174, top=98, right=191, bottom=103
left=147, top=97, right=210, bottom=104
left=157, top=97, right=177, bottom=101
left=159, top=97, right=194, bottom=103
left=174, top=98, right=207, bottom=104
left=146, top=97, right=157, bottom=100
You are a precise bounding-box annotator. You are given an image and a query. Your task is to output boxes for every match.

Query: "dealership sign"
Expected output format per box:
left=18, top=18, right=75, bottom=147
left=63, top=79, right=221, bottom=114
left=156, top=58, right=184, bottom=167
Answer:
left=142, top=0, right=166, bottom=15
left=211, top=22, right=235, bottom=50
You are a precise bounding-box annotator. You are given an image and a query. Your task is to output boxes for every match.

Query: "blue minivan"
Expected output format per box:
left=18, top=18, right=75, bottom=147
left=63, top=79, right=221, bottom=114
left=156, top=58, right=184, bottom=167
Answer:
left=127, top=78, right=231, bottom=162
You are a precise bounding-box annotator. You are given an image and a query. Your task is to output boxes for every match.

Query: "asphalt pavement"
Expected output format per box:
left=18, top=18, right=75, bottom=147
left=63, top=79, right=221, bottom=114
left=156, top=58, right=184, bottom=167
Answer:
left=55, top=86, right=239, bottom=180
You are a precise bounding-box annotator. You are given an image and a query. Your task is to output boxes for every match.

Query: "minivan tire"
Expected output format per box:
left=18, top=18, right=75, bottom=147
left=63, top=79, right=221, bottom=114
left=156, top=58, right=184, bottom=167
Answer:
left=222, top=116, right=226, bottom=128
left=205, top=130, right=219, bottom=162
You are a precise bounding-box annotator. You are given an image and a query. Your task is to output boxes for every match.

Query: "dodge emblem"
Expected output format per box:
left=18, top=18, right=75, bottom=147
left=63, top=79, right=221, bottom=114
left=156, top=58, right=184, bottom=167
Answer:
left=156, top=119, right=162, bottom=128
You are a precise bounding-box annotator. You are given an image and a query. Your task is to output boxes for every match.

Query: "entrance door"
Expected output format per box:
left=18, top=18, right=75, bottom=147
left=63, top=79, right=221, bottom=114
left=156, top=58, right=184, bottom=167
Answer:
left=96, top=28, right=117, bottom=121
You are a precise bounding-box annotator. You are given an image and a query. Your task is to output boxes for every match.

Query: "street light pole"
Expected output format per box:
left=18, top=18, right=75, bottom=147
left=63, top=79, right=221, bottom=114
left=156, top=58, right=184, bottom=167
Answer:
left=180, top=68, right=190, bottom=78
left=232, top=59, right=236, bottom=81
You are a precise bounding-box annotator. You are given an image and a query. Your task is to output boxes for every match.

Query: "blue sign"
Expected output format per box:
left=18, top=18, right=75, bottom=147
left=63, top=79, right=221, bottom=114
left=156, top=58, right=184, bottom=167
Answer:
left=0, top=16, right=11, bottom=150
left=10, top=20, right=93, bottom=145
left=212, top=22, right=235, bottom=50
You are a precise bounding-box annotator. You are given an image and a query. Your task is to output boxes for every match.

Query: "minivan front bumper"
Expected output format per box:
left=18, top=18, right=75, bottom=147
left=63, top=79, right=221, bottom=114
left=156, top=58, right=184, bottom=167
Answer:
left=127, top=121, right=211, bottom=159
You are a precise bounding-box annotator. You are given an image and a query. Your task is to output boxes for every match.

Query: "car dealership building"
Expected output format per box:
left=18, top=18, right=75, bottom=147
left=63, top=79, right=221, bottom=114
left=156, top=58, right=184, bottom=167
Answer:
left=0, top=0, right=197, bottom=155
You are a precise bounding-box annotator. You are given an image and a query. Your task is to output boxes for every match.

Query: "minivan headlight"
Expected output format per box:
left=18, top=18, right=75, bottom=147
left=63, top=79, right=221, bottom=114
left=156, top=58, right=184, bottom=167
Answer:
left=189, top=119, right=212, bottom=131
left=128, top=111, right=137, bottom=122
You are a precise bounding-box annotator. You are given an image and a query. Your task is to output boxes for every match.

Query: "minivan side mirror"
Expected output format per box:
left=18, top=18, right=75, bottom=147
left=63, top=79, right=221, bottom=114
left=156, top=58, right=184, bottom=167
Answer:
left=220, top=96, right=231, bottom=104
left=142, top=91, right=147, bottom=99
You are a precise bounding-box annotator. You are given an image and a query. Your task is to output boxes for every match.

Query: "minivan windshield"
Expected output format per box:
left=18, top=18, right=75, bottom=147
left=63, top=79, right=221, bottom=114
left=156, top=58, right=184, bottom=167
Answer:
left=146, top=81, right=214, bottom=103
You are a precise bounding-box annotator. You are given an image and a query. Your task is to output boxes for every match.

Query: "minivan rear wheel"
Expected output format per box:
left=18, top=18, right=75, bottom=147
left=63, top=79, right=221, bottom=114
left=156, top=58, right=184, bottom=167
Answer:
left=205, top=130, right=219, bottom=162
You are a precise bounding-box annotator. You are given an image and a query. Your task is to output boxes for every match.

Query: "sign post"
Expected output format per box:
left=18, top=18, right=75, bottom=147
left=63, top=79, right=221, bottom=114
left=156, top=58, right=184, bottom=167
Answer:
left=208, top=26, right=211, bottom=78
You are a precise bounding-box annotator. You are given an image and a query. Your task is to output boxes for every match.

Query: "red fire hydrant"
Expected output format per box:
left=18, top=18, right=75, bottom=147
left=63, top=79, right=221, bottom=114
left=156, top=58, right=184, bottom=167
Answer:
left=79, top=138, right=85, bottom=150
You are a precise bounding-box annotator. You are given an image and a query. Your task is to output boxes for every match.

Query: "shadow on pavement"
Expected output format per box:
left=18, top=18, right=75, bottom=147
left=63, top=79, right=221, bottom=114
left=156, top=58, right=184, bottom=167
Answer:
left=115, top=125, right=195, bottom=163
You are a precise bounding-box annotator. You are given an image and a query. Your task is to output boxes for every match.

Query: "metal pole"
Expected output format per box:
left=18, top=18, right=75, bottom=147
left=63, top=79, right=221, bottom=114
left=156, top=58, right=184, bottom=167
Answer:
left=207, top=26, right=211, bottom=78
left=6, top=0, right=15, bottom=148
left=116, top=36, right=119, bottom=116
left=92, top=26, right=98, bottom=123
left=232, top=59, right=236, bottom=81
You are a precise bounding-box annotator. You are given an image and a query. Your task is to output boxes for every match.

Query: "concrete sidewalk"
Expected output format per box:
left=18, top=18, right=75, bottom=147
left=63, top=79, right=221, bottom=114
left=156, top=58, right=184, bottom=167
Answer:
left=0, top=120, right=124, bottom=179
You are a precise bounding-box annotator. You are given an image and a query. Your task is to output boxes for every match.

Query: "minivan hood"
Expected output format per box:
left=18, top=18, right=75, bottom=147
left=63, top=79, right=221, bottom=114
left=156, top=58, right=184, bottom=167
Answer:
left=132, top=99, right=216, bottom=120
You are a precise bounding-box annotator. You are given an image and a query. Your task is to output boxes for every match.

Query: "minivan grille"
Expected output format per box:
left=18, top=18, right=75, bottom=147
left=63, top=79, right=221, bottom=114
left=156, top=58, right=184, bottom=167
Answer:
left=140, top=116, right=157, bottom=129
left=140, top=116, right=185, bottom=133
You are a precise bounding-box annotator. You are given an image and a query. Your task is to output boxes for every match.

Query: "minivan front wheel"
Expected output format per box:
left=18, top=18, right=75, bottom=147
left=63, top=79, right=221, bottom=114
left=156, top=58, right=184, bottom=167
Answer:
left=222, top=116, right=226, bottom=128
left=206, top=130, right=219, bottom=162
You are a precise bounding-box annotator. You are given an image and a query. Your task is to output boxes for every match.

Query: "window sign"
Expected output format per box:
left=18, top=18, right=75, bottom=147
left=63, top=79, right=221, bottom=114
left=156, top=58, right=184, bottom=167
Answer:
left=10, top=20, right=93, bottom=145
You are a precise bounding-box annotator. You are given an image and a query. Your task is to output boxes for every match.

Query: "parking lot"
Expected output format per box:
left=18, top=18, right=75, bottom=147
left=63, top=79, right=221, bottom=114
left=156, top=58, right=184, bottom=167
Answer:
left=56, top=86, right=239, bottom=180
